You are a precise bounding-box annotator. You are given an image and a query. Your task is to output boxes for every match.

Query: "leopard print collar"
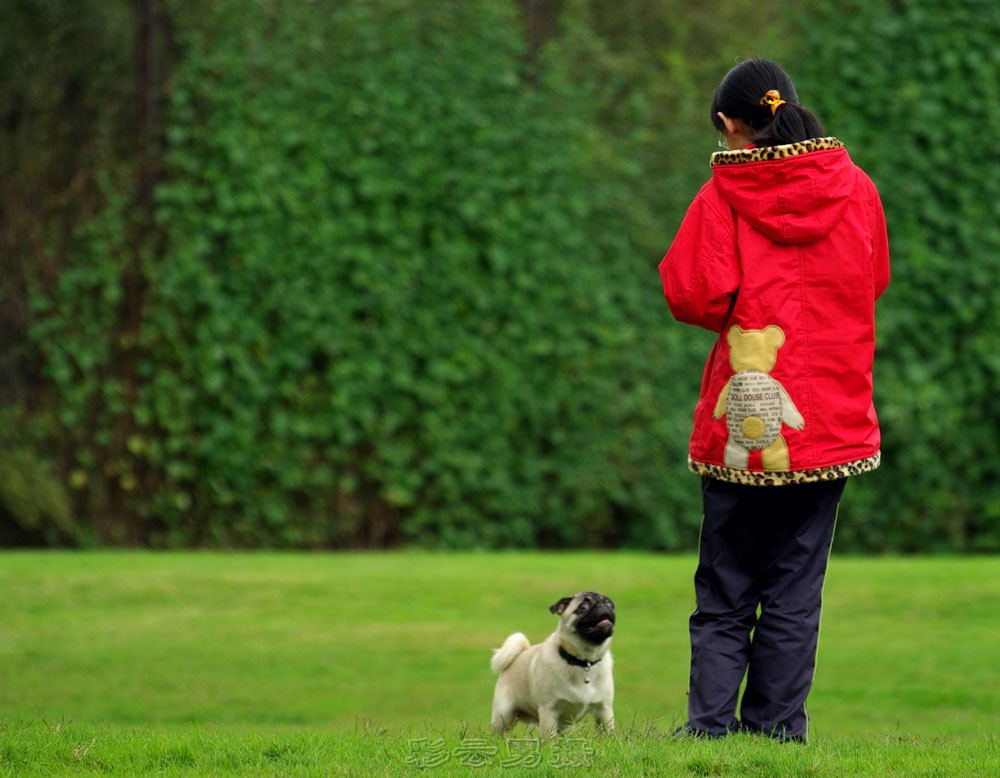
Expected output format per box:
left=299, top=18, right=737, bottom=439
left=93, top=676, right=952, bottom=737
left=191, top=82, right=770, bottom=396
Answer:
left=711, top=137, right=843, bottom=166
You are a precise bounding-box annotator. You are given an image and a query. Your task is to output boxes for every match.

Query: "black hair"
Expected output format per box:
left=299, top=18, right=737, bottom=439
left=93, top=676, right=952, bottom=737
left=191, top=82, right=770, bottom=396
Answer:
left=710, top=59, right=825, bottom=147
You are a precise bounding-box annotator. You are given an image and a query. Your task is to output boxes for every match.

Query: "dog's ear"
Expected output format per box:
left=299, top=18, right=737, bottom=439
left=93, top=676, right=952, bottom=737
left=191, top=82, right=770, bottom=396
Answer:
left=549, top=596, right=574, bottom=615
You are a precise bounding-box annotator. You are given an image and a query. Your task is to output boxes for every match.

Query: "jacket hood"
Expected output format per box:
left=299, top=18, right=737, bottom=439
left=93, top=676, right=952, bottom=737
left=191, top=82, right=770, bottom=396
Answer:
left=710, top=137, right=856, bottom=245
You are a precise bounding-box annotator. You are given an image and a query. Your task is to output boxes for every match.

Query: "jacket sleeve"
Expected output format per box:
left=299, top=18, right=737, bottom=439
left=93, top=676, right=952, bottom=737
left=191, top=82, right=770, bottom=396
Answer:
left=658, top=182, right=741, bottom=333
left=870, top=186, right=890, bottom=299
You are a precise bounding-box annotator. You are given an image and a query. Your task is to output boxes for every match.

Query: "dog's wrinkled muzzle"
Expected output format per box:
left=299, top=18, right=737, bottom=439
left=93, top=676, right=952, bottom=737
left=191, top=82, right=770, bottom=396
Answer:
left=578, top=605, right=615, bottom=643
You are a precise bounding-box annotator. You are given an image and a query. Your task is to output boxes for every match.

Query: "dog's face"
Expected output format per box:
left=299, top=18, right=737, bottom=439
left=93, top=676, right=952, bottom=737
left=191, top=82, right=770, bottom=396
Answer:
left=550, top=591, right=615, bottom=645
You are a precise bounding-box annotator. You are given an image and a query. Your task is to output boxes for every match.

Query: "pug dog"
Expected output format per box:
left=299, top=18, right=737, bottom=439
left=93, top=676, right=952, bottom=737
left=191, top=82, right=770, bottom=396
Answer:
left=490, top=591, right=615, bottom=737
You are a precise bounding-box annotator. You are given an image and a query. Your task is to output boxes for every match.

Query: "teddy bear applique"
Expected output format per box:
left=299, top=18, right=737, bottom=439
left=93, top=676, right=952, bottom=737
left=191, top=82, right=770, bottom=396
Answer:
left=713, top=325, right=804, bottom=471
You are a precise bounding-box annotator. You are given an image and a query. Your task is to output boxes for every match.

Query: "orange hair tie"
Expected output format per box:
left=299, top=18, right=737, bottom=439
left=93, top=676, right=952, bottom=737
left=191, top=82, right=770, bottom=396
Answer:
left=760, top=89, right=786, bottom=115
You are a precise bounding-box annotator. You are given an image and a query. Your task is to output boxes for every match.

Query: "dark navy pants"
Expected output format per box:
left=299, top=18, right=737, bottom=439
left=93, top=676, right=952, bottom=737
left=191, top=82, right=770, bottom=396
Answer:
left=687, top=476, right=846, bottom=742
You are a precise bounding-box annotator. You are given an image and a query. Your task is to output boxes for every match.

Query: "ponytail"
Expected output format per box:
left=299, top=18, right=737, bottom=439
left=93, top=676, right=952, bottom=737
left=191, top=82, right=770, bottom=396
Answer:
left=758, top=100, right=825, bottom=146
left=710, top=59, right=825, bottom=147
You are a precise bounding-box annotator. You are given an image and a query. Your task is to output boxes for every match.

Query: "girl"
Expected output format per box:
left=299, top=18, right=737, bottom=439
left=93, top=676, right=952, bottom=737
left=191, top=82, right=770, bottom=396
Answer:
left=659, top=59, right=889, bottom=741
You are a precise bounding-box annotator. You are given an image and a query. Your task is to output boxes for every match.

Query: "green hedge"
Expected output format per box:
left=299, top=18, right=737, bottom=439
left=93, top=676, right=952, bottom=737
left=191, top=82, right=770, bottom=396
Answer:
left=30, top=0, right=701, bottom=548
left=793, top=0, right=1000, bottom=551
left=16, top=0, right=1000, bottom=551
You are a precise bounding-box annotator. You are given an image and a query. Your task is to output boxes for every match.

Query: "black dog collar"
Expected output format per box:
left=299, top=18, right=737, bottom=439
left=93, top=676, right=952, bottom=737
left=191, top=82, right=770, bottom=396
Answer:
left=558, top=646, right=602, bottom=682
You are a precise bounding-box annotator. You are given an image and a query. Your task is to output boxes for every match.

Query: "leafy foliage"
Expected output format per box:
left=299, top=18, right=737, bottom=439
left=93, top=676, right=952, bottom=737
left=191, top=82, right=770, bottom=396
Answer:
left=0, top=0, right=135, bottom=544
left=0, top=411, right=73, bottom=545
left=31, top=0, right=704, bottom=547
left=793, top=0, right=1000, bottom=551
left=0, top=0, right=133, bottom=407
left=10, top=0, right=998, bottom=550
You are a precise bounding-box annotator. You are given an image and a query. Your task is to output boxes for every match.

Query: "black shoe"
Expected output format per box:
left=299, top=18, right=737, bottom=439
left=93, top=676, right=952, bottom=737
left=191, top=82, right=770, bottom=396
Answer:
left=671, top=723, right=727, bottom=740
left=739, top=723, right=806, bottom=743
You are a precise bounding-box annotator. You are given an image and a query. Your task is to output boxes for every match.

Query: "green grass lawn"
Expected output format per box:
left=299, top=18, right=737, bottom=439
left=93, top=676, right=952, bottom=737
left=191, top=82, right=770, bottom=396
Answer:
left=0, top=551, right=997, bottom=776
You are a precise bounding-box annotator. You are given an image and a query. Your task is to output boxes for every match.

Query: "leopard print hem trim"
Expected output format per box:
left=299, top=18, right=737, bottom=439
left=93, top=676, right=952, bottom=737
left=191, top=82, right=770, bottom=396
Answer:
left=688, top=452, right=880, bottom=486
left=711, top=137, right=844, bottom=167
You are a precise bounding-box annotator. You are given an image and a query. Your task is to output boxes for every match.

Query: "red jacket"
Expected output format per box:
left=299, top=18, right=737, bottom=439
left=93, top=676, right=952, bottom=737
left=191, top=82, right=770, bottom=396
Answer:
left=660, top=138, right=890, bottom=485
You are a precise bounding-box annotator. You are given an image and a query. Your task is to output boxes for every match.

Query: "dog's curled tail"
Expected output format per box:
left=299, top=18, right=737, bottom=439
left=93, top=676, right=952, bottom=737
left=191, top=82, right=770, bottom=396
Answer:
left=490, top=632, right=531, bottom=674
